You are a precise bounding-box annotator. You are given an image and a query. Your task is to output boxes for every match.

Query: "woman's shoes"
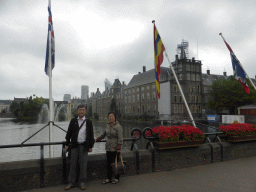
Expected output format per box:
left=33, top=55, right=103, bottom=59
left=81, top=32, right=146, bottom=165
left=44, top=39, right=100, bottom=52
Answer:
left=102, top=179, right=111, bottom=184
left=112, top=179, right=119, bottom=184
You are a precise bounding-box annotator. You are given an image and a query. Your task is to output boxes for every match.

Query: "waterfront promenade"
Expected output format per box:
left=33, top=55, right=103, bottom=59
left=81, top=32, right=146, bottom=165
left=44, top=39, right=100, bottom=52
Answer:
left=23, top=156, right=256, bottom=192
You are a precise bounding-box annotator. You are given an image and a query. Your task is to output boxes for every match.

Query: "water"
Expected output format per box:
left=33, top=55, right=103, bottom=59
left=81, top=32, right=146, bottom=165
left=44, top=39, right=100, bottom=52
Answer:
left=0, top=118, right=163, bottom=162
left=0, top=118, right=213, bottom=163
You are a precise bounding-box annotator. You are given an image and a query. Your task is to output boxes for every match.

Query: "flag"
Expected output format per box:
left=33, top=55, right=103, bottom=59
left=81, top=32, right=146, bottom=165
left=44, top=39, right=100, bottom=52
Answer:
left=219, top=33, right=250, bottom=94
left=153, top=21, right=165, bottom=98
left=45, top=0, right=55, bottom=76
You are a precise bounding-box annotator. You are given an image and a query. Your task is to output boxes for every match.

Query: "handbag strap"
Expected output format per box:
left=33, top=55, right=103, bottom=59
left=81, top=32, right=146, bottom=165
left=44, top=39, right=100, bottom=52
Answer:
left=78, top=119, right=86, bottom=131
left=115, top=153, right=125, bottom=167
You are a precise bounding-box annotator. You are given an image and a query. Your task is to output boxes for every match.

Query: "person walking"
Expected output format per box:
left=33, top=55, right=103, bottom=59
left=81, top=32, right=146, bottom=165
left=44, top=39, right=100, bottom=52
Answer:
left=64, top=104, right=94, bottom=190
left=95, top=111, right=123, bottom=184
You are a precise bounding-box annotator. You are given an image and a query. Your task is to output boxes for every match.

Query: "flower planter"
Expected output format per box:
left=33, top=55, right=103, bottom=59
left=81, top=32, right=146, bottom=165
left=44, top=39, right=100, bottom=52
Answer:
left=153, top=140, right=204, bottom=150
left=226, top=135, right=256, bottom=142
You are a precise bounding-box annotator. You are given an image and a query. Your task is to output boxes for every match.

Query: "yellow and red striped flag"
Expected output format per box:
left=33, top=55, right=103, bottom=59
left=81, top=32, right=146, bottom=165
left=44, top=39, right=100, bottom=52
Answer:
left=153, top=21, right=165, bottom=98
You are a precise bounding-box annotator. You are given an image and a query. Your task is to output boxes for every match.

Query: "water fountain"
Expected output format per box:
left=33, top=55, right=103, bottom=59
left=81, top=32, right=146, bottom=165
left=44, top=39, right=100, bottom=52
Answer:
left=38, top=103, right=67, bottom=124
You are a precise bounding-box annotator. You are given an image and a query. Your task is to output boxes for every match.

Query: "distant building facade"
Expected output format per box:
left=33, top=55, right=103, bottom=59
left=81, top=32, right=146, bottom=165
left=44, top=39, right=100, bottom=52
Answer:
left=63, top=94, right=71, bottom=102
left=81, top=85, right=89, bottom=100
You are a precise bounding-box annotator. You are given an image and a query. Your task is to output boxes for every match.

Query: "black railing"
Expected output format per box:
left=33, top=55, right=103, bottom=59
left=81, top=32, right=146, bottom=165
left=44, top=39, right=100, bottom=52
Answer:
left=0, top=123, right=227, bottom=188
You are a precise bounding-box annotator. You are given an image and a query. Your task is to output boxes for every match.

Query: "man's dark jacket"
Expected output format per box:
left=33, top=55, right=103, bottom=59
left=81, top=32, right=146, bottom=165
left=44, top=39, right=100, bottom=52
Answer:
left=65, top=117, right=94, bottom=150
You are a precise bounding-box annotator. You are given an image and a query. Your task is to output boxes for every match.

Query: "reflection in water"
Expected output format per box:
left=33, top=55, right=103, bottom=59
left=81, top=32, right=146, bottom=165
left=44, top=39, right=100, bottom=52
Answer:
left=0, top=118, right=211, bottom=162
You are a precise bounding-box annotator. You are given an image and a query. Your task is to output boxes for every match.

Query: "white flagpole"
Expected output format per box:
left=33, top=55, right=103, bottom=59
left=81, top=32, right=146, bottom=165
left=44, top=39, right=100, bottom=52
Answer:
left=48, top=30, right=54, bottom=158
left=219, top=33, right=256, bottom=91
left=164, top=51, right=197, bottom=127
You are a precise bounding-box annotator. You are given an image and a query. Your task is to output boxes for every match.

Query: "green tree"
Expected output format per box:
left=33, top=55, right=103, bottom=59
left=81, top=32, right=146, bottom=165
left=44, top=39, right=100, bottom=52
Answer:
left=207, top=76, right=256, bottom=114
left=10, top=101, right=19, bottom=113
left=16, top=96, right=45, bottom=121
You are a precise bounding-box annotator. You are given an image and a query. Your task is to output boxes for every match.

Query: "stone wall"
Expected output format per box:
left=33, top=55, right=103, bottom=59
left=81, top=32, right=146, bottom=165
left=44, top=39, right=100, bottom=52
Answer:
left=1, top=141, right=256, bottom=191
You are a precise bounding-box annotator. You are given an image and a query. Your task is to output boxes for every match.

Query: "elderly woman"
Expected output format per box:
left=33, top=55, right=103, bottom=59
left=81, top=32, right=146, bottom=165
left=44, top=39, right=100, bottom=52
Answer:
left=95, top=111, right=123, bottom=184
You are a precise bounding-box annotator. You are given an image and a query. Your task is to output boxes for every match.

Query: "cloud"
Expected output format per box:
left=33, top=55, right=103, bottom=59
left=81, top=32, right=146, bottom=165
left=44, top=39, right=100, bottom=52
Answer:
left=1, top=0, right=256, bottom=100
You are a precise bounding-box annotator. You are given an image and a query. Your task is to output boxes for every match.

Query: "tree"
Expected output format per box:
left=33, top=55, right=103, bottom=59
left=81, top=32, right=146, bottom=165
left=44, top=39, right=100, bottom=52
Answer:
left=10, top=101, right=19, bottom=112
left=207, top=76, right=256, bottom=114
left=13, top=96, right=45, bottom=121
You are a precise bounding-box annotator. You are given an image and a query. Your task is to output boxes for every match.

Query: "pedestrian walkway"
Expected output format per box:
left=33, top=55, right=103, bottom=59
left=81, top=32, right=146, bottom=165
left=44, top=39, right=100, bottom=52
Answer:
left=23, top=156, right=256, bottom=192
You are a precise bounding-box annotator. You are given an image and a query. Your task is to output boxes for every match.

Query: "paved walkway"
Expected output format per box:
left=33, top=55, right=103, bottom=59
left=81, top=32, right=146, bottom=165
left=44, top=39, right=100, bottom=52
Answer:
left=23, top=156, right=256, bottom=192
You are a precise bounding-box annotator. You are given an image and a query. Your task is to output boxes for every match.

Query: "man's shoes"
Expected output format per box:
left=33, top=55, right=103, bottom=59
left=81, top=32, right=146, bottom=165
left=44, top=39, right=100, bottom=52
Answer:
left=65, top=183, right=74, bottom=190
left=80, top=182, right=86, bottom=190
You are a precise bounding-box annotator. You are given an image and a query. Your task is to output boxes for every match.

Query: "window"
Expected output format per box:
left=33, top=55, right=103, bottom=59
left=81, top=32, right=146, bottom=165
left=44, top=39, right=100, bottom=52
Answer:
left=197, top=85, right=201, bottom=92
left=128, top=89, right=131, bottom=93
left=125, top=91, right=127, bottom=94
left=128, top=96, right=131, bottom=103
left=125, top=96, right=127, bottom=103
left=137, top=87, right=139, bottom=92
left=153, top=92, right=156, bottom=100
left=147, top=105, right=150, bottom=113
left=186, top=64, right=190, bottom=71
left=179, top=105, right=183, bottom=113
left=147, top=93, right=150, bottom=101
left=152, top=84, right=155, bottom=89
left=141, top=86, right=144, bottom=91
left=173, top=85, right=177, bottom=92
left=142, top=105, right=145, bottom=113
left=174, top=105, right=178, bottom=113
left=132, top=95, right=135, bottom=103
left=191, top=65, right=195, bottom=71
left=141, top=93, right=144, bottom=101
left=137, top=94, right=140, bottom=102
left=133, top=106, right=135, bottom=113
left=138, top=106, right=140, bottom=113
left=196, top=74, right=200, bottom=81
left=196, top=65, right=200, bottom=72
left=132, top=88, right=135, bottom=93
left=147, top=85, right=150, bottom=90
left=125, top=106, right=127, bottom=113
left=174, top=95, right=177, bottom=103
left=187, top=73, right=190, bottom=80
left=179, top=96, right=182, bottom=103
left=154, top=105, right=156, bottom=113
left=191, top=73, right=195, bottom=81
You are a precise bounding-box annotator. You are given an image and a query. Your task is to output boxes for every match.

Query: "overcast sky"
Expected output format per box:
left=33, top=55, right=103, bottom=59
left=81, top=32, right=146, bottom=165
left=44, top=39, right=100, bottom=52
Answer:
left=1, top=0, right=256, bottom=101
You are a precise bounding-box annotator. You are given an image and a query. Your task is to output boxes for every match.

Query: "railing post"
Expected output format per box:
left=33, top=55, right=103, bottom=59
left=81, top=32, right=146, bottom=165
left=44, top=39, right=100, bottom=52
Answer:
left=62, top=143, right=67, bottom=184
left=40, top=144, right=45, bottom=188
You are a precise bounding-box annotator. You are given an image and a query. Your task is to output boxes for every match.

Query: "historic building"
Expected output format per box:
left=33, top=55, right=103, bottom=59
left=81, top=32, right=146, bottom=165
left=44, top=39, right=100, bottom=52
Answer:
left=123, top=66, right=169, bottom=119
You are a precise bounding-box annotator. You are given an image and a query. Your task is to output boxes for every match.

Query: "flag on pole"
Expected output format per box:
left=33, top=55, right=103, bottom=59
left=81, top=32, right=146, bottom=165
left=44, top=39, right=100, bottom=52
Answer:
left=45, top=0, right=55, bottom=75
left=153, top=21, right=165, bottom=98
left=219, top=33, right=250, bottom=94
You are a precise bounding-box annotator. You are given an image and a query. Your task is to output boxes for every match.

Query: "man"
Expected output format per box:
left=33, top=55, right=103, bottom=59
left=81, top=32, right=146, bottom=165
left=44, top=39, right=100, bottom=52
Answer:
left=65, top=104, right=94, bottom=190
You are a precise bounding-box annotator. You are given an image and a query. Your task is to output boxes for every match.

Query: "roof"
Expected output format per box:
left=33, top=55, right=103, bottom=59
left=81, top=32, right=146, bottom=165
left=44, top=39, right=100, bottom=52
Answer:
left=126, top=67, right=170, bottom=89
left=202, top=73, right=228, bottom=86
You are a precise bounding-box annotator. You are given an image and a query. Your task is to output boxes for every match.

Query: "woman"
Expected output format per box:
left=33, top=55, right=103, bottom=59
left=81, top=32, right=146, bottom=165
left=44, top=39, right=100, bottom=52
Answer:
left=95, top=111, right=123, bottom=184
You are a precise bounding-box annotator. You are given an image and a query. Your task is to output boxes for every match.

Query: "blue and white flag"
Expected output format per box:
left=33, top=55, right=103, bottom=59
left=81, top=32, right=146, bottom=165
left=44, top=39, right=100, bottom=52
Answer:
left=220, top=33, right=250, bottom=94
left=45, top=0, right=55, bottom=76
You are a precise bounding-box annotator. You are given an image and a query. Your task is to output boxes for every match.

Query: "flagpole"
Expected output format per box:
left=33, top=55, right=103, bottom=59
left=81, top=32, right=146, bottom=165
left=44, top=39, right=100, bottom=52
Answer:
left=219, top=33, right=256, bottom=91
left=48, top=29, right=54, bottom=158
left=164, top=51, right=197, bottom=128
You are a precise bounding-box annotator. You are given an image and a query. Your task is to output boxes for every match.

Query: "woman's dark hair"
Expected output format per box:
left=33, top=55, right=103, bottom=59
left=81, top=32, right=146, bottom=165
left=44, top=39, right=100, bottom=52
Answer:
left=108, top=111, right=116, bottom=121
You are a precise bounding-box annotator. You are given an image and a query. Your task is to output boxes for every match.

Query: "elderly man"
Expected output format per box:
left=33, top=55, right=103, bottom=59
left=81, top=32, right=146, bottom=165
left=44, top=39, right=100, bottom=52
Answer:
left=65, top=104, right=94, bottom=190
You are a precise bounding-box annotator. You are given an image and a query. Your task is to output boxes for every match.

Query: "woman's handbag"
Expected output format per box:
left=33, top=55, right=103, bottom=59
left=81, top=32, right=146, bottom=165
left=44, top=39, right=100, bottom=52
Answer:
left=111, top=153, right=126, bottom=175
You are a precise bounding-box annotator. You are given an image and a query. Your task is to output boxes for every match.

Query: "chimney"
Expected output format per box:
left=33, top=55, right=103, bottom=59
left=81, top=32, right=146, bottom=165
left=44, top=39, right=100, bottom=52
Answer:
left=138, top=72, right=141, bottom=74
left=143, top=66, right=146, bottom=73
left=122, top=81, right=125, bottom=85
left=97, top=88, right=99, bottom=92
left=192, top=57, right=195, bottom=62
left=223, top=71, right=227, bottom=76
left=207, top=70, right=210, bottom=75
left=175, top=55, right=179, bottom=60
